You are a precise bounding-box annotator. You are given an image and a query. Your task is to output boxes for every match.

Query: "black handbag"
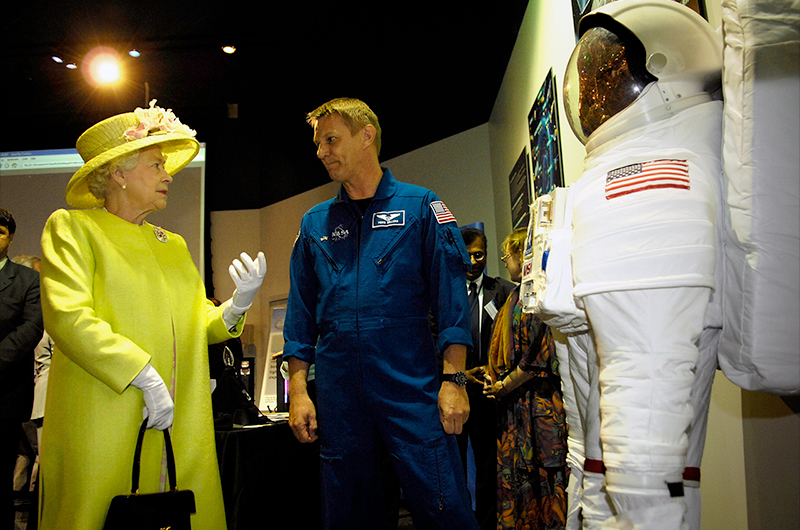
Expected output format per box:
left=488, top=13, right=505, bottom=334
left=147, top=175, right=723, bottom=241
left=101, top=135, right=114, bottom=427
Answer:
left=103, top=419, right=196, bottom=530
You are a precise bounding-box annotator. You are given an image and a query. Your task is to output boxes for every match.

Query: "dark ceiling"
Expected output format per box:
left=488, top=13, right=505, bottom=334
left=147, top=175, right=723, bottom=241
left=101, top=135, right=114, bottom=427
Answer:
left=1, top=1, right=529, bottom=211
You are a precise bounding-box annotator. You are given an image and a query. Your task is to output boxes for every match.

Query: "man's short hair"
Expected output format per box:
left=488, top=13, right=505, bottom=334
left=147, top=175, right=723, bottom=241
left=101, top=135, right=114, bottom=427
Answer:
left=306, top=98, right=382, bottom=157
left=461, top=227, right=487, bottom=249
left=0, top=208, right=16, bottom=234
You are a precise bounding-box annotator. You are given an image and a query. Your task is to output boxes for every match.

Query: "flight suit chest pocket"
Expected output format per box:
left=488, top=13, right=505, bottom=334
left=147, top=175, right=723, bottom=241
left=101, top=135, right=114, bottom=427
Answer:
left=371, top=217, right=418, bottom=270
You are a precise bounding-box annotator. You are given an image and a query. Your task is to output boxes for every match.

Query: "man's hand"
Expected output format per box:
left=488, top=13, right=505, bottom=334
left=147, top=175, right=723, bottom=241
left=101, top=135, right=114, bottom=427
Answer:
left=438, top=381, right=470, bottom=435
left=465, top=365, right=485, bottom=385
left=482, top=372, right=504, bottom=400
left=287, top=357, right=317, bottom=443
left=439, top=343, right=470, bottom=434
left=289, top=392, right=318, bottom=443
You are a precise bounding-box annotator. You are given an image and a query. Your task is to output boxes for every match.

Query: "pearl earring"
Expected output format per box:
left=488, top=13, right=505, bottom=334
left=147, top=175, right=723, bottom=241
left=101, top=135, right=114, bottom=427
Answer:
left=122, top=184, right=127, bottom=190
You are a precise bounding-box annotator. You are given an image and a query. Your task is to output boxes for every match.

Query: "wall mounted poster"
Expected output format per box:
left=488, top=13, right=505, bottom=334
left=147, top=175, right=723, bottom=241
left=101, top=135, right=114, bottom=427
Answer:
left=508, top=147, right=532, bottom=230
left=529, top=68, right=564, bottom=199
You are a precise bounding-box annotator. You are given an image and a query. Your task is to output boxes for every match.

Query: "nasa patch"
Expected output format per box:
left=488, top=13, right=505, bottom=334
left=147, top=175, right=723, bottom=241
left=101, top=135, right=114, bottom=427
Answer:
left=372, top=210, right=406, bottom=228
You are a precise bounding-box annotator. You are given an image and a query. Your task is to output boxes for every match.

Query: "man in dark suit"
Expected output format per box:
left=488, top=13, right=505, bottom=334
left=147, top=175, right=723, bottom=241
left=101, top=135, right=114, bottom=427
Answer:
left=458, top=227, right=515, bottom=530
left=0, top=208, right=43, bottom=529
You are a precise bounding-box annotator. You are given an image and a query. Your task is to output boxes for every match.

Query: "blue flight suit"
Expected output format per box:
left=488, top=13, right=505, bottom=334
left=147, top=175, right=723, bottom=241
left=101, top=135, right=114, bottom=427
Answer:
left=284, top=169, right=479, bottom=529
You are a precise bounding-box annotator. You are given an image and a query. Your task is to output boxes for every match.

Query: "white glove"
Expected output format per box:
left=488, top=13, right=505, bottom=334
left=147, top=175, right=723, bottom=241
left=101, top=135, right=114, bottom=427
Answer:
left=226, top=251, right=267, bottom=320
left=131, top=363, right=174, bottom=430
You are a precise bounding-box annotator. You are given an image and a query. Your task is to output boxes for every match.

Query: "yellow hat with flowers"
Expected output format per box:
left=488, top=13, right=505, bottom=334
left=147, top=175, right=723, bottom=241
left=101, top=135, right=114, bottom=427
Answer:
left=66, top=100, right=200, bottom=208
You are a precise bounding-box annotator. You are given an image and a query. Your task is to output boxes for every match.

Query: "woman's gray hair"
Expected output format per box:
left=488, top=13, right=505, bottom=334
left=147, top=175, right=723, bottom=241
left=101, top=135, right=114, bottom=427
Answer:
left=86, top=150, right=140, bottom=200
left=10, top=254, right=40, bottom=269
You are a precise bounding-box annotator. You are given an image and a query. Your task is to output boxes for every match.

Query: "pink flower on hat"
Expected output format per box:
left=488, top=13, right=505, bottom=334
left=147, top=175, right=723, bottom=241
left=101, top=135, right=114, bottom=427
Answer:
left=123, top=100, right=196, bottom=141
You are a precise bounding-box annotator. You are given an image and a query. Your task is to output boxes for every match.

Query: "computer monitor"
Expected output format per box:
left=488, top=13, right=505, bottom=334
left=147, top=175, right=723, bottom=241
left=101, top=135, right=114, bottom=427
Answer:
left=0, top=145, right=206, bottom=272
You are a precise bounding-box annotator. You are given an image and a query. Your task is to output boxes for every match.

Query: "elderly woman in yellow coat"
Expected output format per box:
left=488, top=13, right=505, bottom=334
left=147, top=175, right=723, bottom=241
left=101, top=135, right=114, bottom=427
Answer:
left=38, top=102, right=266, bottom=529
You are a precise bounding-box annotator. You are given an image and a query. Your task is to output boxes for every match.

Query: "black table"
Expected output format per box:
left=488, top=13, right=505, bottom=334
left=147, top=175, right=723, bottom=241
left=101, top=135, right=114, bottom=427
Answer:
left=215, top=422, right=321, bottom=529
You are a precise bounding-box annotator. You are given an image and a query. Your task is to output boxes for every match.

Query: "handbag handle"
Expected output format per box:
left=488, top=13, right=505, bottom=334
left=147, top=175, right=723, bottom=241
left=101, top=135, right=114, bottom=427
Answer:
left=130, top=418, right=179, bottom=494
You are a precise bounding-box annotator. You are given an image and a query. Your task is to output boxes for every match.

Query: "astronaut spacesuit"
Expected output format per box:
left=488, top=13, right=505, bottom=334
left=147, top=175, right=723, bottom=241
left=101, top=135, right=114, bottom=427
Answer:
left=554, top=1, right=724, bottom=528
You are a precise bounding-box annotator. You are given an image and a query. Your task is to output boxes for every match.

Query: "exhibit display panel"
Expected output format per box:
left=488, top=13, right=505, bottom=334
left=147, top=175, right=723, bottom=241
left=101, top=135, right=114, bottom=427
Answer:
left=0, top=145, right=206, bottom=273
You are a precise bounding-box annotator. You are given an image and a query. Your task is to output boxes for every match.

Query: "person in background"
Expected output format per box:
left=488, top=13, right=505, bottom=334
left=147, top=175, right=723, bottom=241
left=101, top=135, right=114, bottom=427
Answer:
left=283, top=97, right=478, bottom=529
left=457, top=227, right=515, bottom=529
left=10, top=254, right=49, bottom=499
left=484, top=228, right=567, bottom=530
left=30, top=331, right=51, bottom=482
left=9, top=256, right=47, bottom=447
left=0, top=210, right=43, bottom=530
left=38, top=101, right=266, bottom=530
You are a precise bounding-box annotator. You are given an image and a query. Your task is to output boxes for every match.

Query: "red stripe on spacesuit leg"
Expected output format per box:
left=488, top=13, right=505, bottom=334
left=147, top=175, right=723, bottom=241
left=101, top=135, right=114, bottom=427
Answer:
left=584, top=458, right=607, bottom=474
left=683, top=466, right=701, bottom=482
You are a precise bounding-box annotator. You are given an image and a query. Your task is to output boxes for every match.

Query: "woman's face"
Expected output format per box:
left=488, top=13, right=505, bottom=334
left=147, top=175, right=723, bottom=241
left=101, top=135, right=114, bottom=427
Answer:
left=504, top=249, right=523, bottom=283
left=118, top=145, right=172, bottom=214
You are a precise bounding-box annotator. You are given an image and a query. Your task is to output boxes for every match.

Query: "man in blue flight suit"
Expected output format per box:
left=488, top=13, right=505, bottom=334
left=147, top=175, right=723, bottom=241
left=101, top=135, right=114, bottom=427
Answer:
left=283, top=98, right=480, bottom=530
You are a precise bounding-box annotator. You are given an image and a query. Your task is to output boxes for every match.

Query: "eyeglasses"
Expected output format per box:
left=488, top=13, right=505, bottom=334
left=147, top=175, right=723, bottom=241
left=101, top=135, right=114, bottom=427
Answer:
left=500, top=253, right=511, bottom=263
left=468, top=251, right=486, bottom=262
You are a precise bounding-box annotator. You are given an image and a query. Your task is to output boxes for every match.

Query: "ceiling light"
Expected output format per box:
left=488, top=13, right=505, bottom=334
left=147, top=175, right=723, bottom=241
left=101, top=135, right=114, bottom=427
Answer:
left=222, top=46, right=236, bottom=54
left=96, top=61, right=120, bottom=83
left=66, top=63, right=78, bottom=69
left=52, top=56, right=64, bottom=63
left=83, top=47, right=122, bottom=86
left=128, top=49, right=141, bottom=58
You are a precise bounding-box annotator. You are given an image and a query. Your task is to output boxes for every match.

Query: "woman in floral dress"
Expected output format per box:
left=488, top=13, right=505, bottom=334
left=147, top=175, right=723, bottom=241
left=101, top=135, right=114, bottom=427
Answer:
left=484, top=228, right=568, bottom=530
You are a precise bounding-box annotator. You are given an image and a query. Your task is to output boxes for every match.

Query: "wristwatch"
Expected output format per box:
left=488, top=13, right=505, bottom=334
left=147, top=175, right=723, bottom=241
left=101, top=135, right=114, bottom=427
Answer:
left=441, top=371, right=468, bottom=387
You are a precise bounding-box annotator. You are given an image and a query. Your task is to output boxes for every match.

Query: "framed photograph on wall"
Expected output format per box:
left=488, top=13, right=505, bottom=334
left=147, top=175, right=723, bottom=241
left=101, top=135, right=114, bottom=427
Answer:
left=258, top=300, right=286, bottom=412
left=528, top=67, right=565, bottom=200
left=508, top=147, right=532, bottom=230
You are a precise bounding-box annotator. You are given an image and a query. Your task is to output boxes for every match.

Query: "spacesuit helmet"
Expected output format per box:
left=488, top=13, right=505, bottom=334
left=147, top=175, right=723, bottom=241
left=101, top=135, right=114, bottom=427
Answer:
left=563, top=0, right=722, bottom=145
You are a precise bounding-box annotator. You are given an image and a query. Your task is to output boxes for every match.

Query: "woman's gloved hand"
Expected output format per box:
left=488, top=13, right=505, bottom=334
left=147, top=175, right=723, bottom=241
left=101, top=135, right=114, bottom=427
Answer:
left=224, top=251, right=267, bottom=326
left=131, top=363, right=174, bottom=430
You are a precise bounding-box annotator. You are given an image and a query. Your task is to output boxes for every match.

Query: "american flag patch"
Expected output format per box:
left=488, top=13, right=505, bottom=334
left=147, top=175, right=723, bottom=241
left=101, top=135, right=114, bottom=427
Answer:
left=523, top=260, right=533, bottom=276
left=430, top=201, right=457, bottom=224
left=605, top=159, right=690, bottom=200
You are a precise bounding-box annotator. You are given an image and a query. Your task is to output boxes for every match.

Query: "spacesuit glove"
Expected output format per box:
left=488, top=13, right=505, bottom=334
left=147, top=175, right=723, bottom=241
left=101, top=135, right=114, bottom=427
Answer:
left=131, top=363, right=174, bottom=430
left=226, top=251, right=267, bottom=321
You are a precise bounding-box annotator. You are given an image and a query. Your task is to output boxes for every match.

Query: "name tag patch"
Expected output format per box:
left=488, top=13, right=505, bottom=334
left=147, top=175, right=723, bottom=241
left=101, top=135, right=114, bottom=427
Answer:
left=484, top=300, right=499, bottom=320
left=372, top=211, right=406, bottom=228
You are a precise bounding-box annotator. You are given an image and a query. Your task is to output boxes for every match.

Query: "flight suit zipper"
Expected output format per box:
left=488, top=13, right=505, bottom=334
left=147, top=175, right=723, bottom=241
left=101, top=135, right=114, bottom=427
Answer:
left=310, top=238, right=339, bottom=271
left=352, top=203, right=365, bottom=390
